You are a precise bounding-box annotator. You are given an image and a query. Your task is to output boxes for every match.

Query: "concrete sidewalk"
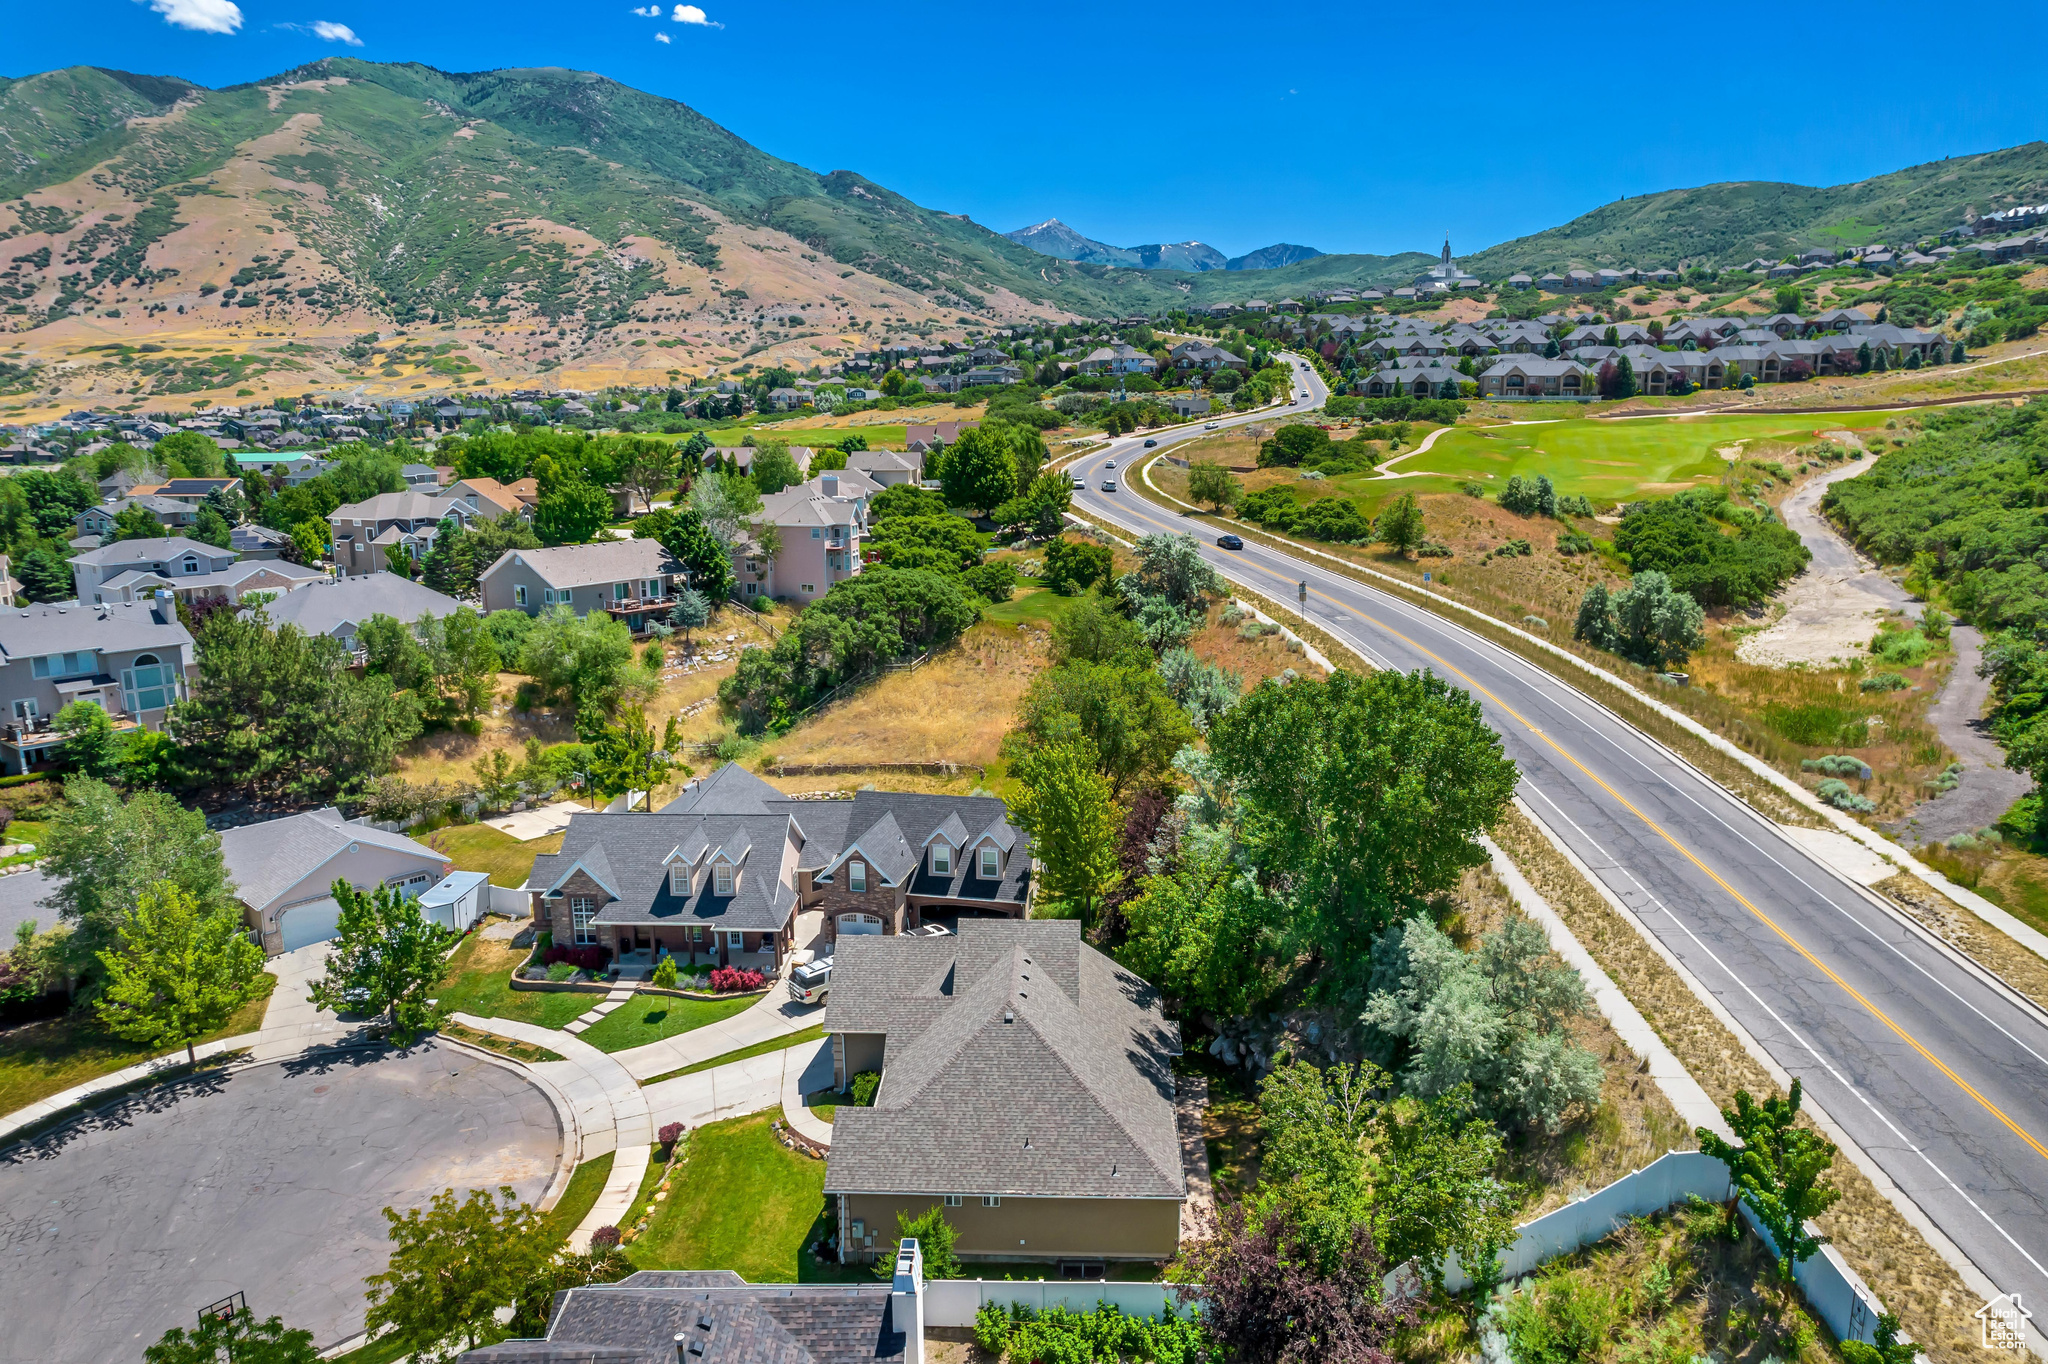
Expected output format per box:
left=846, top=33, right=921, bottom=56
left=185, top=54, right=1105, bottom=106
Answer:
left=446, top=1010, right=653, bottom=1252
left=643, top=1035, right=832, bottom=1136
left=780, top=1036, right=835, bottom=1148
left=612, top=986, right=823, bottom=1082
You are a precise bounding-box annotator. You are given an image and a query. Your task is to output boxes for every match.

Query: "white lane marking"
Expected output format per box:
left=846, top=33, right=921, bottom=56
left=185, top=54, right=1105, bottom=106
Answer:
left=1521, top=780, right=2048, bottom=1292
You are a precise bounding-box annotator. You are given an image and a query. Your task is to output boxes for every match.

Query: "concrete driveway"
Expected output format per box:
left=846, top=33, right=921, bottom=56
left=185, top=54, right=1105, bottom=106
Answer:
left=0, top=1043, right=559, bottom=1363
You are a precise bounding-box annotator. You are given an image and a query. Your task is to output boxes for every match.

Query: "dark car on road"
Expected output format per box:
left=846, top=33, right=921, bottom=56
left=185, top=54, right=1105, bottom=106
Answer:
left=1143, top=438, right=1156, bottom=447
left=1218, top=534, right=1244, bottom=550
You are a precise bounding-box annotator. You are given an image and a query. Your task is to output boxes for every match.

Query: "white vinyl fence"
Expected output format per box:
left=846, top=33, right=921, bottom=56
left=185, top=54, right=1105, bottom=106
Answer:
left=922, top=1279, right=1188, bottom=1329
left=489, top=883, right=530, bottom=916
left=1436, top=1150, right=1888, bottom=1347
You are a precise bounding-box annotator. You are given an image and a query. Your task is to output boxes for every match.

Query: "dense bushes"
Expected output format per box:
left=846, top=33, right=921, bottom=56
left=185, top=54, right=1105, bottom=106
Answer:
left=709, top=966, right=765, bottom=992
left=719, top=568, right=977, bottom=733
left=1237, top=488, right=1373, bottom=544
left=1827, top=401, right=2048, bottom=630
left=972, top=1302, right=1212, bottom=1364
left=540, top=944, right=613, bottom=972
left=848, top=1070, right=881, bottom=1106
left=1324, top=395, right=1466, bottom=424
left=1615, top=496, right=1809, bottom=608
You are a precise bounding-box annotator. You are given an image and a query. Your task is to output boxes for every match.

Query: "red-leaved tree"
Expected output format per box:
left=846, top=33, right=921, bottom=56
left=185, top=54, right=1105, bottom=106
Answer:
left=1178, top=1202, right=1413, bottom=1364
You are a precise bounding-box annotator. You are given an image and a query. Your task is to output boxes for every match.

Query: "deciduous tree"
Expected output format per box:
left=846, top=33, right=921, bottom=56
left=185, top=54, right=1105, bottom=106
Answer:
left=1008, top=740, right=1121, bottom=924
left=1695, top=1080, right=1842, bottom=1283
left=41, top=777, right=231, bottom=967
left=308, top=880, right=455, bottom=1044
left=144, top=1307, right=318, bottom=1364
left=1187, top=462, right=1241, bottom=511
left=363, top=1187, right=551, bottom=1358
left=94, top=881, right=264, bottom=1064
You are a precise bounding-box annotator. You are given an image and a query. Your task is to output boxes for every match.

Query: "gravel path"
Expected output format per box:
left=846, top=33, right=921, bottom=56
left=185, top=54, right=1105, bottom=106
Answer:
left=1887, top=623, right=2031, bottom=845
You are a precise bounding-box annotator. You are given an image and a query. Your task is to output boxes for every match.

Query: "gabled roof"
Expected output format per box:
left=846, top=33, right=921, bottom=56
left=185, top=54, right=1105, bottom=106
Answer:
left=920, top=812, right=969, bottom=851
left=220, top=807, right=445, bottom=913
left=832, top=811, right=916, bottom=887
left=479, top=539, right=681, bottom=590
left=70, top=536, right=230, bottom=568
left=548, top=845, right=623, bottom=899
left=823, top=920, right=1182, bottom=1201
left=258, top=574, right=464, bottom=637
left=0, top=601, right=193, bottom=661
left=660, top=763, right=787, bottom=816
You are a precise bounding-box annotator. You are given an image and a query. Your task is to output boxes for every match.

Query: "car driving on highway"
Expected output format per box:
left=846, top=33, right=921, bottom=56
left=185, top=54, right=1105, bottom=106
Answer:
left=1218, top=534, right=1243, bottom=550
left=1100, top=478, right=1118, bottom=492
left=1143, top=438, right=1156, bottom=447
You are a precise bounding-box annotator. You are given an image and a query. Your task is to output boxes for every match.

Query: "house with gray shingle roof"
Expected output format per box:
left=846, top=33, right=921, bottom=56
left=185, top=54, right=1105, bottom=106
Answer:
left=258, top=574, right=466, bottom=648
left=823, top=918, right=1184, bottom=1266
left=478, top=539, right=689, bottom=632
left=220, top=807, right=450, bottom=954
left=0, top=599, right=196, bottom=774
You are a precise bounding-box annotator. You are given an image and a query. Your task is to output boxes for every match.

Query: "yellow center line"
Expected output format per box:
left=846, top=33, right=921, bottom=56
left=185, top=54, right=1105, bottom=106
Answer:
left=1266, top=549, right=2048, bottom=1166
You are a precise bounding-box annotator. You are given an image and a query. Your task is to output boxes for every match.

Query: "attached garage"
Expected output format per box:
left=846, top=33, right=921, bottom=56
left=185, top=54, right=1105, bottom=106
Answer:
left=837, top=912, right=884, bottom=936
left=278, top=897, right=343, bottom=952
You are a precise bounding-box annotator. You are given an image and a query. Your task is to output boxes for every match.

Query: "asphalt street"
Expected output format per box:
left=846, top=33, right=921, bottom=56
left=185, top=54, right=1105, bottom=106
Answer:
left=1067, top=359, right=2048, bottom=1311
left=0, top=1043, right=559, bottom=1363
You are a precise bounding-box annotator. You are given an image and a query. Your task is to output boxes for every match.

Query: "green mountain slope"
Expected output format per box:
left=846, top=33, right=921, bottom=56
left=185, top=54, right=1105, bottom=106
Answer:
left=1460, top=143, right=2048, bottom=276
left=0, top=66, right=199, bottom=198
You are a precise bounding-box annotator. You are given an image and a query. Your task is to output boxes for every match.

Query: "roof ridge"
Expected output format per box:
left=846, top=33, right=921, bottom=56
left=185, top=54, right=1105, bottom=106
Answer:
left=1014, top=962, right=1181, bottom=1189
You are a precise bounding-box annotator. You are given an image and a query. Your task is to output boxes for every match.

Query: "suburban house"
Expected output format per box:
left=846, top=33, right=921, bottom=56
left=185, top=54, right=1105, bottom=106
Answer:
left=0, top=599, right=195, bottom=774
left=1167, top=395, right=1212, bottom=417
left=1078, top=344, right=1158, bottom=376
left=259, top=574, right=466, bottom=648
left=845, top=448, right=923, bottom=487
left=93, top=555, right=322, bottom=607
left=151, top=476, right=243, bottom=505
left=76, top=495, right=198, bottom=538
left=525, top=763, right=1033, bottom=973
left=456, top=1264, right=919, bottom=1364
left=1476, top=357, right=1595, bottom=399
left=904, top=421, right=978, bottom=453
left=737, top=470, right=877, bottom=605
left=824, top=919, right=1184, bottom=1267
left=327, top=490, right=478, bottom=577
left=222, top=807, right=450, bottom=954
left=479, top=539, right=689, bottom=631
left=445, top=477, right=531, bottom=520
left=71, top=537, right=234, bottom=605
left=230, top=523, right=294, bottom=559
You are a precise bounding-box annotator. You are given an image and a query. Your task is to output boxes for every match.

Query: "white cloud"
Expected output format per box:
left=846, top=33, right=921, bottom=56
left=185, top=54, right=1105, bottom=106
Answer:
left=631, top=4, right=660, bottom=13
left=141, top=0, right=244, bottom=34
left=654, top=29, right=671, bottom=41
left=310, top=19, right=363, bottom=44
left=672, top=4, right=722, bottom=27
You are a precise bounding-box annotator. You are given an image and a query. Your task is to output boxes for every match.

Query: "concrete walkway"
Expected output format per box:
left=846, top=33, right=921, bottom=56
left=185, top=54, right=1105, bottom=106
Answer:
left=565, top=985, right=636, bottom=1035
left=780, top=1036, right=836, bottom=1148
left=612, top=986, right=823, bottom=1083
left=445, top=1011, right=652, bottom=1252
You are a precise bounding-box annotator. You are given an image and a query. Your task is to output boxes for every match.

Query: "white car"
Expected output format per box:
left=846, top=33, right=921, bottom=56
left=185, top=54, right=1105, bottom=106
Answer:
left=1100, top=478, right=1118, bottom=492
left=1071, top=475, right=1087, bottom=489
left=788, top=954, right=832, bottom=1005
left=1204, top=422, right=1219, bottom=429
left=1104, top=459, right=1117, bottom=470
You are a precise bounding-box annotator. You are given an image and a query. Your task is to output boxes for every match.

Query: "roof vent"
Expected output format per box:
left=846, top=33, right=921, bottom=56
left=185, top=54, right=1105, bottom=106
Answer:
left=1003, top=1008, right=1014, bottom=1024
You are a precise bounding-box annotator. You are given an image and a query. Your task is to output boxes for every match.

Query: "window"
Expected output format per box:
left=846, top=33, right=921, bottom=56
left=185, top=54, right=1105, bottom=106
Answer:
left=944, top=1195, right=963, bottom=1208
left=810, top=527, right=821, bottom=539
left=669, top=865, right=688, bottom=896
left=979, top=846, right=1000, bottom=879
left=571, top=897, right=597, bottom=946
left=514, top=584, right=528, bottom=607
left=644, top=579, right=662, bottom=599
left=801, top=583, right=815, bottom=595
left=981, top=1196, right=1002, bottom=1208
left=122, top=653, right=174, bottom=715
left=690, top=925, right=704, bottom=941
left=728, top=931, right=743, bottom=950
left=11, top=699, right=36, bottom=722
left=33, top=651, right=96, bottom=680
left=181, top=557, right=200, bottom=574
left=847, top=860, right=866, bottom=893
left=542, top=588, right=557, bottom=605
left=714, top=863, right=734, bottom=896
left=614, top=582, right=630, bottom=601
left=744, top=583, right=758, bottom=596
left=930, top=843, right=951, bottom=876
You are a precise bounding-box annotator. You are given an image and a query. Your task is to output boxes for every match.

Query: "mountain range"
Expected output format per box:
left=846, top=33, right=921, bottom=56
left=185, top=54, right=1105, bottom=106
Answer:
left=1002, top=219, right=1324, bottom=273
left=0, top=58, right=2042, bottom=413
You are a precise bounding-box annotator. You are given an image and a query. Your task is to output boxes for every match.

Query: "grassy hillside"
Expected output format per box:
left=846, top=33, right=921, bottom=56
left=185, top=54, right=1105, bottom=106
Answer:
left=0, top=67, right=196, bottom=192
left=1461, top=142, right=2048, bottom=276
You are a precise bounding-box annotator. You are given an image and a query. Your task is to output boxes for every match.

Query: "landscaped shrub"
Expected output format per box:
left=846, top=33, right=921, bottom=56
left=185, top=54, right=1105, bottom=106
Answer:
left=1816, top=779, right=1877, bottom=813
left=709, top=966, right=766, bottom=993
left=659, top=1121, right=684, bottom=1148
left=1860, top=671, right=1910, bottom=692
left=848, top=1070, right=881, bottom=1106
left=589, top=1225, right=622, bottom=1253
left=1801, top=754, right=1870, bottom=778
left=541, top=944, right=613, bottom=972
left=546, top=961, right=577, bottom=982
left=651, top=956, right=679, bottom=990
left=973, top=1302, right=1212, bottom=1364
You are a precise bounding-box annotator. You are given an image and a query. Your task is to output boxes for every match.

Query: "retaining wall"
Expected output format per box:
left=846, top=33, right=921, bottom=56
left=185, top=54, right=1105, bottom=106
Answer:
left=923, top=1280, right=1187, bottom=1329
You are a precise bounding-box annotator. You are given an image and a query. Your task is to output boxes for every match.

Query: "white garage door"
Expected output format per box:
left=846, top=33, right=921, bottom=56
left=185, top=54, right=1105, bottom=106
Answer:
left=280, top=897, right=343, bottom=951
left=837, top=912, right=884, bottom=936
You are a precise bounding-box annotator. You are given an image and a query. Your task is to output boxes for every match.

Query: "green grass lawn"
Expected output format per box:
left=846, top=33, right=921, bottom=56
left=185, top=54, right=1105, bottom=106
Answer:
left=1358, top=410, right=1891, bottom=505
left=3, top=817, right=52, bottom=851
left=576, top=992, right=757, bottom=1054
left=433, top=935, right=591, bottom=1030
left=627, top=1113, right=826, bottom=1282
left=419, top=824, right=563, bottom=888
left=982, top=587, right=1085, bottom=627
left=642, top=1024, right=826, bottom=1086
left=539, top=1151, right=614, bottom=1245
left=0, top=972, right=276, bottom=1118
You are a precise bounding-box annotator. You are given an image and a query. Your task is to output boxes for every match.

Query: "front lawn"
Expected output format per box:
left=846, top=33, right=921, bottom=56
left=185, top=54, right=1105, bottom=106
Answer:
left=642, top=1024, right=826, bottom=1085
left=433, top=935, right=590, bottom=1030
left=539, top=1151, right=614, bottom=1245
left=420, top=824, right=564, bottom=888
left=627, top=1113, right=826, bottom=1282
left=0, top=971, right=276, bottom=1118
left=576, top=992, right=757, bottom=1054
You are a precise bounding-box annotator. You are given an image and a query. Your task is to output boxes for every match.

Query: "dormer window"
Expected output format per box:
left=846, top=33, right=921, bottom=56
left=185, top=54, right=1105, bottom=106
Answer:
left=930, top=843, right=951, bottom=876
left=714, top=862, right=734, bottom=897
left=979, top=847, right=1000, bottom=879
left=848, top=860, right=866, bottom=894
left=670, top=865, right=688, bottom=896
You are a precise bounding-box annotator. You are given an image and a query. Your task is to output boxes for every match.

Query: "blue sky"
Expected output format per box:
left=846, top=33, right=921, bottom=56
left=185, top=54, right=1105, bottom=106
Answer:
left=11, top=0, right=2047, bottom=259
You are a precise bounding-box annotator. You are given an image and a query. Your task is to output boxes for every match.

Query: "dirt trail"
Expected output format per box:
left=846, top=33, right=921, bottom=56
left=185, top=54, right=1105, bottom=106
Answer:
left=1887, top=624, right=2031, bottom=845
left=1736, top=456, right=1914, bottom=667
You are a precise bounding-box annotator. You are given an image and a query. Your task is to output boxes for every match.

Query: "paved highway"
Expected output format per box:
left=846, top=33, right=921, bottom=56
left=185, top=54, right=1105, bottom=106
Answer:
left=1067, top=357, right=2048, bottom=1312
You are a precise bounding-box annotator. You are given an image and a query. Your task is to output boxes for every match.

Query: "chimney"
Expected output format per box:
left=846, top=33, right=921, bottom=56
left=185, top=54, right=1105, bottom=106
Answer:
left=891, top=1238, right=925, bottom=1364
left=821, top=474, right=838, bottom=497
